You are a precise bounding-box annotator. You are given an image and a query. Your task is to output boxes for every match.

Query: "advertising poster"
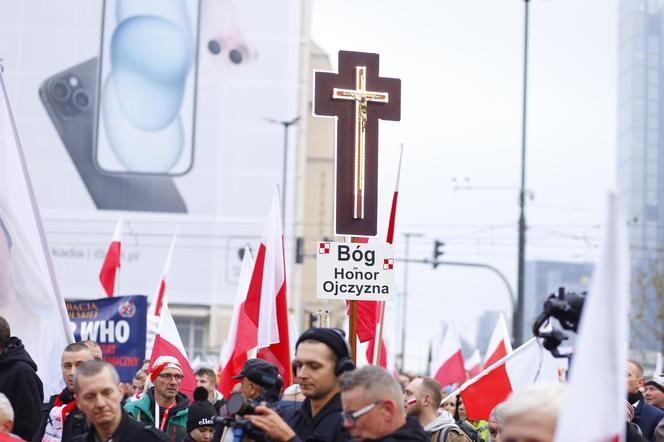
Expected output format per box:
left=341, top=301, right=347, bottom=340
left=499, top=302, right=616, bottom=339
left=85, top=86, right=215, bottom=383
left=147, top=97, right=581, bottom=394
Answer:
left=0, top=0, right=301, bottom=305
left=67, top=295, right=147, bottom=382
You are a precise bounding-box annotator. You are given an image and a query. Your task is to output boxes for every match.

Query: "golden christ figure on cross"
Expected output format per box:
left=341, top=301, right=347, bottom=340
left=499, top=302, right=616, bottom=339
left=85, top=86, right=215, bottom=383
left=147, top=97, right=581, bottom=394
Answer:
left=313, top=51, right=401, bottom=237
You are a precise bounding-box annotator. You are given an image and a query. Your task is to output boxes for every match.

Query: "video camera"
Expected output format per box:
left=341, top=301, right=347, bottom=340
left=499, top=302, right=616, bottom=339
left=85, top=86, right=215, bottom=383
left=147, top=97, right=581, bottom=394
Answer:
left=214, top=392, right=276, bottom=442
left=532, top=286, right=586, bottom=361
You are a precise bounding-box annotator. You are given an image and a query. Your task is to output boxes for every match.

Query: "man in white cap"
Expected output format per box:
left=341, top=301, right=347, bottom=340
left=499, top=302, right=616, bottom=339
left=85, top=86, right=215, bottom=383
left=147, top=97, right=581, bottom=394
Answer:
left=124, top=356, right=190, bottom=440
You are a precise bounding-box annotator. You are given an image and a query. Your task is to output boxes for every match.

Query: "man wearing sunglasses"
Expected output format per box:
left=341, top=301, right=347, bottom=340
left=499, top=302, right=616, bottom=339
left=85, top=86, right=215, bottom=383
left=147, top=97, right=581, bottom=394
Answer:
left=339, top=365, right=429, bottom=441
left=124, top=356, right=190, bottom=440
left=246, top=328, right=354, bottom=441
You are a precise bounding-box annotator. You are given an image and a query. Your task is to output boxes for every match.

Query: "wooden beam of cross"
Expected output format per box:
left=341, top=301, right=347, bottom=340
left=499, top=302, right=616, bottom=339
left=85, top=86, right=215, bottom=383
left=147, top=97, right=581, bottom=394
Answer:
left=314, top=51, right=401, bottom=237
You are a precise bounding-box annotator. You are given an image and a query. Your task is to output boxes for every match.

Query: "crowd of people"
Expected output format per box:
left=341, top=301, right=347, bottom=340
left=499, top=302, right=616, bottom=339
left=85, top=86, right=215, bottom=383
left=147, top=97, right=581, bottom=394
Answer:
left=1, top=315, right=664, bottom=442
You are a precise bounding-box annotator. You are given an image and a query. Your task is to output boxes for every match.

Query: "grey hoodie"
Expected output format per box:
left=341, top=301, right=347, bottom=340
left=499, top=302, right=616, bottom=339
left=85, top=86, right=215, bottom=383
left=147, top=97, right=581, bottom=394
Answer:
left=423, top=411, right=463, bottom=441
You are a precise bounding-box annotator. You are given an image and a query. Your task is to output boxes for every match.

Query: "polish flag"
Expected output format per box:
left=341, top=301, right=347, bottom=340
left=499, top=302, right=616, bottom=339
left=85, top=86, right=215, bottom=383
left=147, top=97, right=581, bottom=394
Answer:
left=465, top=349, right=481, bottom=377
left=218, top=247, right=257, bottom=398
left=0, top=71, right=73, bottom=396
left=484, top=313, right=512, bottom=367
left=150, top=232, right=177, bottom=317
left=554, top=193, right=629, bottom=442
left=99, top=219, right=122, bottom=297
left=244, top=190, right=291, bottom=387
left=448, top=337, right=559, bottom=420
left=149, top=302, right=196, bottom=399
left=433, top=324, right=466, bottom=387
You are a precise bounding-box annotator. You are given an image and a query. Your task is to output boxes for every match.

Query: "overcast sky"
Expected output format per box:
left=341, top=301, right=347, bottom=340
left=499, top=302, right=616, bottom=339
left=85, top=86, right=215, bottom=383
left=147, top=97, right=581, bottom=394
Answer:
left=311, top=0, right=617, bottom=371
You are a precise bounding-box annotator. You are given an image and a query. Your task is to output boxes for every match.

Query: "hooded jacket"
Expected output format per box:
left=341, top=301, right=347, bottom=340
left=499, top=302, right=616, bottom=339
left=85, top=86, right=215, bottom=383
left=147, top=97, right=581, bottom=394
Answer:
left=0, top=337, right=43, bottom=441
left=124, top=387, right=189, bottom=441
left=423, top=412, right=471, bottom=442
left=366, top=417, right=430, bottom=442
left=31, top=387, right=88, bottom=442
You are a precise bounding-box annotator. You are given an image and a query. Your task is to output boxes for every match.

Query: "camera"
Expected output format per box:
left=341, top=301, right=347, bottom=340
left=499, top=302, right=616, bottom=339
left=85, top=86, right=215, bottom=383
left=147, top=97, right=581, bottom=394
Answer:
left=46, top=75, right=90, bottom=117
left=532, top=286, right=586, bottom=360
left=215, top=392, right=273, bottom=441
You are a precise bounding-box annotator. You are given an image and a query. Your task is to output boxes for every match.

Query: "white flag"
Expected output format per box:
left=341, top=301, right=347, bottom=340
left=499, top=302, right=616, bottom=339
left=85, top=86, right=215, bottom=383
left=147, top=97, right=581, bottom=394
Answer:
left=554, top=192, right=630, bottom=442
left=0, top=72, right=73, bottom=395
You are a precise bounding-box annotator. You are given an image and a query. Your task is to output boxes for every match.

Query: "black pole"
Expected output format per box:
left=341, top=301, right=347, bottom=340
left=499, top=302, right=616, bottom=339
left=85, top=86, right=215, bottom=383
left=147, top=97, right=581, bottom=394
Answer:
left=514, top=0, right=530, bottom=346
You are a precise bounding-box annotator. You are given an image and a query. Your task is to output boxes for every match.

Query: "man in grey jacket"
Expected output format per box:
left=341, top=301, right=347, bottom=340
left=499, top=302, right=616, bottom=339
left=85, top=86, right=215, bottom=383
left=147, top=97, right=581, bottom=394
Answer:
left=405, top=377, right=470, bottom=442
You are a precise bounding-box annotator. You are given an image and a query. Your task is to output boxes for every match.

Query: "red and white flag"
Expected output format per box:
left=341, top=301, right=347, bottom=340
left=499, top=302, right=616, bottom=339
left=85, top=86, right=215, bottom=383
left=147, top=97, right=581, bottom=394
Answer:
left=554, top=193, right=629, bottom=442
left=99, top=219, right=122, bottom=297
left=465, top=349, right=481, bottom=377
left=218, top=247, right=257, bottom=398
left=149, top=302, right=196, bottom=398
left=433, top=324, right=466, bottom=387
left=150, top=232, right=177, bottom=317
left=449, top=337, right=559, bottom=420
left=244, top=190, right=292, bottom=387
left=484, top=313, right=512, bottom=367
left=0, top=72, right=73, bottom=396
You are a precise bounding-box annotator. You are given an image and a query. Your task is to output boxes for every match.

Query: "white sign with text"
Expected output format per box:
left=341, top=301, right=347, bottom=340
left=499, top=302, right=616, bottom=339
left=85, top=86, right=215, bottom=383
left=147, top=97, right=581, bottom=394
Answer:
left=316, top=241, right=395, bottom=301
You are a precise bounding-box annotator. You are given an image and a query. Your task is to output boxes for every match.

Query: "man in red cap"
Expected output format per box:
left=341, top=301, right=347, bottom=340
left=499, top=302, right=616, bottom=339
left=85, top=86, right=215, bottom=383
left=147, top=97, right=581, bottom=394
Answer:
left=124, top=356, right=190, bottom=440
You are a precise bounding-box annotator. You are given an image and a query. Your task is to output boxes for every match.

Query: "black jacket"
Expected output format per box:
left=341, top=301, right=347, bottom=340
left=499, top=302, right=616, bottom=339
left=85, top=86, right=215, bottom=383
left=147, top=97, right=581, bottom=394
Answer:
left=32, top=388, right=88, bottom=442
left=0, top=337, right=44, bottom=441
left=286, top=392, right=352, bottom=442
left=365, top=417, right=430, bottom=442
left=633, top=392, right=664, bottom=441
left=71, top=411, right=170, bottom=442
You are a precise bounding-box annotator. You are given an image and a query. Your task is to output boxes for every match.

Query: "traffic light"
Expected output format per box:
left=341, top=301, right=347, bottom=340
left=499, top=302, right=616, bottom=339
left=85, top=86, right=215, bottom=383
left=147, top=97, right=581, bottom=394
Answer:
left=432, top=240, right=445, bottom=268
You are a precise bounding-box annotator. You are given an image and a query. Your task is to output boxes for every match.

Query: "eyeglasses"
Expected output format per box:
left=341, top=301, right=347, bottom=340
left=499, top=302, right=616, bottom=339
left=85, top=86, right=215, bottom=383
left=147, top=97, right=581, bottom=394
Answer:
left=341, top=400, right=384, bottom=426
left=157, top=373, right=183, bottom=381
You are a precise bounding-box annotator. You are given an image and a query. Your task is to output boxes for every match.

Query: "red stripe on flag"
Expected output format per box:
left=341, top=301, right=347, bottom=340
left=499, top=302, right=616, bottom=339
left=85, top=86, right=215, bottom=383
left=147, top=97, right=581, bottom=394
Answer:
left=485, top=341, right=509, bottom=368
left=256, top=279, right=292, bottom=386
left=460, top=363, right=513, bottom=420
left=244, top=244, right=266, bottom=326
left=386, top=191, right=399, bottom=244
left=99, top=242, right=120, bottom=297
left=154, top=280, right=166, bottom=316
left=434, top=349, right=467, bottom=387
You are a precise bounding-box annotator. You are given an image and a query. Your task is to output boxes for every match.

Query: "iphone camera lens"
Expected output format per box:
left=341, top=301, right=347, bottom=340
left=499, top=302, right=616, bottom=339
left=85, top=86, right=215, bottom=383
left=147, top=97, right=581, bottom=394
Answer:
left=51, top=80, right=70, bottom=101
left=208, top=40, right=221, bottom=55
left=229, top=49, right=243, bottom=64
left=73, top=90, right=89, bottom=108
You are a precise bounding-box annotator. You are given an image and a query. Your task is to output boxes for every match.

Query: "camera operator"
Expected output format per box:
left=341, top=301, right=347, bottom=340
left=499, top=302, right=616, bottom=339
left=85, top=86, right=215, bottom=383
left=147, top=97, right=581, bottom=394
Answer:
left=232, top=359, right=282, bottom=404
left=245, top=328, right=354, bottom=441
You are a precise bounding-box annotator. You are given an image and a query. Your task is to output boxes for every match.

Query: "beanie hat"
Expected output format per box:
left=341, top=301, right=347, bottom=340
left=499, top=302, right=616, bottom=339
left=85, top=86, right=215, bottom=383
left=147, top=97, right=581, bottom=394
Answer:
left=295, top=328, right=350, bottom=359
left=150, top=355, right=183, bottom=382
left=187, top=387, right=216, bottom=433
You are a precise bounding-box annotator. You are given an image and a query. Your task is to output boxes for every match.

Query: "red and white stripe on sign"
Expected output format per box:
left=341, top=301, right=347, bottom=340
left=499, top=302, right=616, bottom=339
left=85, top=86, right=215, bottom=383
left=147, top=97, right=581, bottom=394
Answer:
left=383, top=258, right=394, bottom=270
left=319, top=242, right=331, bottom=254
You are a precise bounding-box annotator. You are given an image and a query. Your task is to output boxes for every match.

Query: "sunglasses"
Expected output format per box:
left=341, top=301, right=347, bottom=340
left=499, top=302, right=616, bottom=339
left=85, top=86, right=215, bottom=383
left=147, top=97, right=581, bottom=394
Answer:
left=341, top=400, right=385, bottom=426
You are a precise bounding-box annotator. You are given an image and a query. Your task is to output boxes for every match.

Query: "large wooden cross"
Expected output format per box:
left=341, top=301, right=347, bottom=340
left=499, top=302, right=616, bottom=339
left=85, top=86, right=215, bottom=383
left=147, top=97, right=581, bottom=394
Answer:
left=314, top=51, right=401, bottom=237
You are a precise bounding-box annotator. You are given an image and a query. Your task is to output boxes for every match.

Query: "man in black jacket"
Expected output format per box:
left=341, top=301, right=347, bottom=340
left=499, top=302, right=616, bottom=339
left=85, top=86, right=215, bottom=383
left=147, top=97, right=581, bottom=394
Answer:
left=71, top=360, right=169, bottom=442
left=339, top=365, right=429, bottom=442
left=246, top=328, right=355, bottom=441
left=628, top=360, right=664, bottom=442
left=0, top=316, right=43, bottom=441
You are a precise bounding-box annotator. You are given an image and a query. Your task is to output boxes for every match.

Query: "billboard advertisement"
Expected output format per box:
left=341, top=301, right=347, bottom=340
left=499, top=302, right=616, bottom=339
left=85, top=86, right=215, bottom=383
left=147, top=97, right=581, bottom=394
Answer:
left=0, top=0, right=301, bottom=305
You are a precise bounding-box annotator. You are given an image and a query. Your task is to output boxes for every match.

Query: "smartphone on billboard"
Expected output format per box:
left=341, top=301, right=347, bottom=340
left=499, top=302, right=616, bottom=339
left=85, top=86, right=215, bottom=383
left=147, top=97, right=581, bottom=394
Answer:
left=39, top=58, right=188, bottom=213
left=95, top=0, right=201, bottom=176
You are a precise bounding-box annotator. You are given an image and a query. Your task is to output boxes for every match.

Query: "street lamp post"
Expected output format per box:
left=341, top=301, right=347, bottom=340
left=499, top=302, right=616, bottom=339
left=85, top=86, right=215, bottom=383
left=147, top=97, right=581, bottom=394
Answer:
left=399, top=232, right=423, bottom=371
left=514, top=0, right=530, bottom=346
left=265, top=116, right=300, bottom=220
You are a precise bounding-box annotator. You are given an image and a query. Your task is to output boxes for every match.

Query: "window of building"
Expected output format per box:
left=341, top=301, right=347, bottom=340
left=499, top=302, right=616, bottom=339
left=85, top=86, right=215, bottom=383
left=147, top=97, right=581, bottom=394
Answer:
left=174, top=317, right=207, bottom=359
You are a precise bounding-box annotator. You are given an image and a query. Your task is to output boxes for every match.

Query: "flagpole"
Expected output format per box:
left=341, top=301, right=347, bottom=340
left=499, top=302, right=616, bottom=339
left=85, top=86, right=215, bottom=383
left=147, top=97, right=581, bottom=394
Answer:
left=373, top=301, right=386, bottom=365
left=349, top=301, right=357, bottom=363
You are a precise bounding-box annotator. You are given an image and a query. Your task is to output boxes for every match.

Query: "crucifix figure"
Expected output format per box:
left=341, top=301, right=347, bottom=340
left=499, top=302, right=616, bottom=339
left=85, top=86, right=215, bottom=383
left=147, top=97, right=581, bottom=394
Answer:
left=314, top=51, right=401, bottom=237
